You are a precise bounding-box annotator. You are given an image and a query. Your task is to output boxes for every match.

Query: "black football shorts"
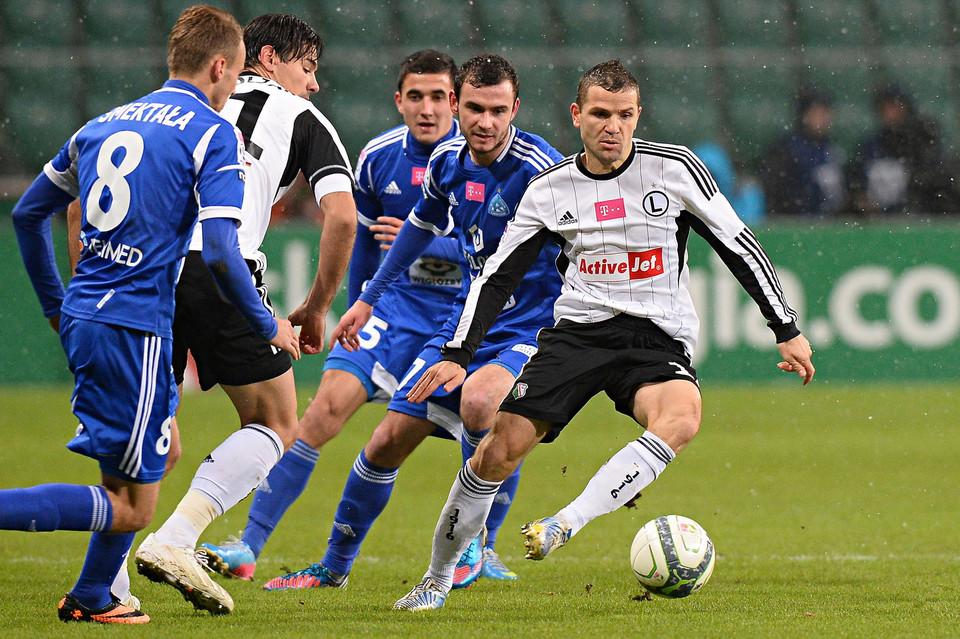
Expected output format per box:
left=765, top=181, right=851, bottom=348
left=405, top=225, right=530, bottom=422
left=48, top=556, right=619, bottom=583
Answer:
left=498, top=313, right=698, bottom=442
left=172, top=251, right=291, bottom=390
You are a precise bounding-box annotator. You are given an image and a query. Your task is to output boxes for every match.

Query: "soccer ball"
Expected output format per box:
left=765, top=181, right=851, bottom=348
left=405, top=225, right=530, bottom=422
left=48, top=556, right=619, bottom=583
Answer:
left=630, top=515, right=715, bottom=598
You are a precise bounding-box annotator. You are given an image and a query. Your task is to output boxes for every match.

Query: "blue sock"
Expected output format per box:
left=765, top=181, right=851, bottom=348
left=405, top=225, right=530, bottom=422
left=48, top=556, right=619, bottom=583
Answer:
left=322, top=450, right=397, bottom=576
left=461, top=428, right=486, bottom=465
left=70, top=532, right=135, bottom=609
left=0, top=484, right=112, bottom=532
left=242, top=439, right=319, bottom=558
left=485, top=464, right=521, bottom=550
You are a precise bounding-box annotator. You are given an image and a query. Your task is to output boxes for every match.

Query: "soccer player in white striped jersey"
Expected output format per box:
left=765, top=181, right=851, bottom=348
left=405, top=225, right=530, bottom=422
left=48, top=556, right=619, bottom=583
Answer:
left=394, top=59, right=815, bottom=611
left=134, top=14, right=355, bottom=614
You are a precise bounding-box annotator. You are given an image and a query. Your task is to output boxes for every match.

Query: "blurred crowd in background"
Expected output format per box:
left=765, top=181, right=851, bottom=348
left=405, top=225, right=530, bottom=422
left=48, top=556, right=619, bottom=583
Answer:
left=274, top=82, right=960, bottom=227
left=6, top=2, right=960, bottom=227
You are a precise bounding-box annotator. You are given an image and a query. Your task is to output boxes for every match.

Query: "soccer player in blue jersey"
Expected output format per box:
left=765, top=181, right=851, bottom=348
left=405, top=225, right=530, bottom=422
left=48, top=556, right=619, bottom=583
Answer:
left=4, top=6, right=299, bottom=624
left=264, top=53, right=563, bottom=591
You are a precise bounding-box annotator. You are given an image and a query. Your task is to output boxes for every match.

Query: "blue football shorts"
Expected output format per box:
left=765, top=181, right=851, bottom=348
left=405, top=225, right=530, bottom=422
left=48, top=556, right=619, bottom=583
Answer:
left=387, top=328, right=540, bottom=440
left=60, top=314, right=177, bottom=484
left=323, top=289, right=457, bottom=402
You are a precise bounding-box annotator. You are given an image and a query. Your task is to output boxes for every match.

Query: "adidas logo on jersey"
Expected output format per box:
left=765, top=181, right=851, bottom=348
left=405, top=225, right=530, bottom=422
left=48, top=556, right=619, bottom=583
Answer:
left=558, top=211, right=577, bottom=226
left=384, top=181, right=402, bottom=195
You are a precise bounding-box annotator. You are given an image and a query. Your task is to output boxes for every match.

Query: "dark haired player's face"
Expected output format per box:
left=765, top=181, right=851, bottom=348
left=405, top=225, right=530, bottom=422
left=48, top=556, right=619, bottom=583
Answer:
left=395, top=72, right=455, bottom=145
left=454, top=80, right=518, bottom=166
left=572, top=85, right=639, bottom=173
left=272, top=51, right=319, bottom=99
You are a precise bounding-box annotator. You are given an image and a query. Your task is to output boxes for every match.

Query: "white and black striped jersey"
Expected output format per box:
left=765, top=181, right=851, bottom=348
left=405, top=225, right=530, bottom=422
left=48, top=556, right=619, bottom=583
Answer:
left=189, top=72, right=353, bottom=260
left=443, top=139, right=800, bottom=364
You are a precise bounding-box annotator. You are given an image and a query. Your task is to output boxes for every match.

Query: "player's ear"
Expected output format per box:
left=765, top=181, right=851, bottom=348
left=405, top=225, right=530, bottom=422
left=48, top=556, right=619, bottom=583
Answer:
left=210, top=54, right=227, bottom=83
left=394, top=91, right=403, bottom=113
left=510, top=97, right=519, bottom=120
left=449, top=91, right=459, bottom=115
left=258, top=45, right=277, bottom=70
left=571, top=102, right=581, bottom=128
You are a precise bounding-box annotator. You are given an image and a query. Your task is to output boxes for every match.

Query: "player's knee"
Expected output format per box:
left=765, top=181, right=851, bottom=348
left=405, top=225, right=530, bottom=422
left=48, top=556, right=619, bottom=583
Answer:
left=298, top=393, right=349, bottom=448
left=364, top=431, right=408, bottom=467
left=365, top=419, right=421, bottom=467
left=472, top=432, right=523, bottom=482
left=459, top=387, right=499, bottom=431
left=652, top=414, right=700, bottom=453
left=110, top=503, right=156, bottom=533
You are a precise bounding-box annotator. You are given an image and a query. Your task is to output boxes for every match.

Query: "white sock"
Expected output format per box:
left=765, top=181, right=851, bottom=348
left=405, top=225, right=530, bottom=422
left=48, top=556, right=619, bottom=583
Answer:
left=110, top=554, right=131, bottom=602
left=153, top=490, right=219, bottom=550
left=156, top=424, right=283, bottom=549
left=557, top=430, right=675, bottom=537
left=427, top=462, right=501, bottom=591
left=191, top=424, right=283, bottom=511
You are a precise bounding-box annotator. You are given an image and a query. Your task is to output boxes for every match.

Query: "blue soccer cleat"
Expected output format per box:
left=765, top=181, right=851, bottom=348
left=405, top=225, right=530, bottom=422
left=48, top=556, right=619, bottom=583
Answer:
left=451, top=531, right=484, bottom=589
left=197, top=537, right=256, bottom=581
left=480, top=548, right=518, bottom=580
left=393, top=577, right=447, bottom=611
left=262, top=563, right=347, bottom=591
left=521, top=516, right=572, bottom=560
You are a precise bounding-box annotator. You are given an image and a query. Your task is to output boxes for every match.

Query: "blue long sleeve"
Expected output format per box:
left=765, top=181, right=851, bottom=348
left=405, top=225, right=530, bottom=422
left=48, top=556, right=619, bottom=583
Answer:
left=347, top=221, right=382, bottom=306
left=200, top=217, right=277, bottom=341
left=11, top=174, right=75, bottom=318
left=357, top=221, right=436, bottom=307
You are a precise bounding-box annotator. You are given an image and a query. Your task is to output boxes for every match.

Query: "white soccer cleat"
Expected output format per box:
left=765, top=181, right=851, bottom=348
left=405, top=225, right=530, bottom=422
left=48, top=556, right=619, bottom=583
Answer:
left=393, top=577, right=447, bottom=611
left=134, top=533, right=234, bottom=615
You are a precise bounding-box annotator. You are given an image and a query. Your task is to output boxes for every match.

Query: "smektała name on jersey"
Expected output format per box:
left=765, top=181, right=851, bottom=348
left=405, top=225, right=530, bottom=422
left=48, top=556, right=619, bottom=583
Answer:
left=98, top=102, right=195, bottom=130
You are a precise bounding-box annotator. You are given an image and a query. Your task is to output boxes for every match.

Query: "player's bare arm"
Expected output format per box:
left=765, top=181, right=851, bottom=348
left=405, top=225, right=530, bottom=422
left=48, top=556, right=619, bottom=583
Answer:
left=370, top=216, right=404, bottom=250
left=66, top=200, right=82, bottom=276
left=291, top=191, right=356, bottom=355
left=776, top=334, right=815, bottom=385
left=329, top=300, right=373, bottom=351
left=55, top=199, right=83, bottom=334
left=406, top=360, right=467, bottom=403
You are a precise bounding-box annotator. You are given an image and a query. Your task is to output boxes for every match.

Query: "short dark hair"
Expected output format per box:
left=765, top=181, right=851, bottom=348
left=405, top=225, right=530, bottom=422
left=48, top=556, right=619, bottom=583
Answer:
left=168, top=5, right=243, bottom=77
left=455, top=53, right=519, bottom=100
left=243, top=14, right=322, bottom=69
left=397, top=50, right=457, bottom=92
left=576, top=60, right=640, bottom=106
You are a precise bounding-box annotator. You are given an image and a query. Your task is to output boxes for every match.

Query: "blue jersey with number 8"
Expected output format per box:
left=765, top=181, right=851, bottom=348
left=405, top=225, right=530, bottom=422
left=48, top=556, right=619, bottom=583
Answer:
left=43, top=80, right=246, bottom=339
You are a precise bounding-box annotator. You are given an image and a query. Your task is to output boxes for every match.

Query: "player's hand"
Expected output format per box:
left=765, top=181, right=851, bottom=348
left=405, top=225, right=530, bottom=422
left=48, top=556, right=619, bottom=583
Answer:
left=48, top=315, right=60, bottom=333
left=330, top=301, right=373, bottom=352
left=776, top=334, right=815, bottom=385
left=289, top=302, right=327, bottom=355
left=370, top=216, right=404, bottom=250
left=269, top=318, right=301, bottom=360
left=163, top=417, right=182, bottom=477
left=407, top=361, right=467, bottom=403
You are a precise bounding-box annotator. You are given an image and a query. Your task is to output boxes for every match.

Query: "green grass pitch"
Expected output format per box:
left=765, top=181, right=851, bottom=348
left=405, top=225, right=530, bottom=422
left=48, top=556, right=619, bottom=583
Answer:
left=1, top=383, right=958, bottom=637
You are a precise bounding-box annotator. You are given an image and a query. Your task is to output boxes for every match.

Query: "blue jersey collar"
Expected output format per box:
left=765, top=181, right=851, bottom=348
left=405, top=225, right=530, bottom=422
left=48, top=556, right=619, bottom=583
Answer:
left=405, top=119, right=460, bottom=160
left=161, top=79, right=210, bottom=106
left=458, top=125, right=516, bottom=171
